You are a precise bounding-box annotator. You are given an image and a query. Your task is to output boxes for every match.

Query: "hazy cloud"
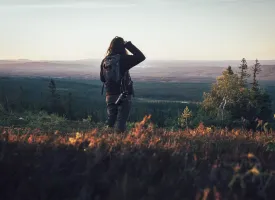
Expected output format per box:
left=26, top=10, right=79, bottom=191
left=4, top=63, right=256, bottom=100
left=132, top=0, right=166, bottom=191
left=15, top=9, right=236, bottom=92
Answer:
left=156, top=0, right=269, bottom=3
left=0, top=0, right=269, bottom=4
left=0, top=0, right=136, bottom=8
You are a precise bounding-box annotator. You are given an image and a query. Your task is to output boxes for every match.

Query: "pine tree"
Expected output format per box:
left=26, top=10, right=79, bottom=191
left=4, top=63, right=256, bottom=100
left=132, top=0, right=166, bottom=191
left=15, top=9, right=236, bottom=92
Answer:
left=48, top=79, right=64, bottom=115
left=238, top=58, right=250, bottom=86
left=227, top=66, right=234, bottom=75
left=19, top=86, right=25, bottom=109
left=48, top=79, right=56, bottom=113
left=179, top=106, right=192, bottom=130
left=48, top=79, right=57, bottom=97
left=0, top=87, right=9, bottom=112
left=251, top=59, right=262, bottom=91
left=66, top=92, right=74, bottom=120
left=248, top=59, right=272, bottom=122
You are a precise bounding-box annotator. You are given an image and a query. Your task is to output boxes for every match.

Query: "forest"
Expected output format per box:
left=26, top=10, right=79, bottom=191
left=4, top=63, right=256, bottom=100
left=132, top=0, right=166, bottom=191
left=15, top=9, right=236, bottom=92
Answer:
left=0, top=59, right=275, bottom=130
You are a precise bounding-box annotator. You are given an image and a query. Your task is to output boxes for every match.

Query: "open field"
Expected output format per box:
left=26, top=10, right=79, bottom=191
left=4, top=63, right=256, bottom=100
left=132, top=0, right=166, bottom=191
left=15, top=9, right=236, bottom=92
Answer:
left=1, top=117, right=275, bottom=200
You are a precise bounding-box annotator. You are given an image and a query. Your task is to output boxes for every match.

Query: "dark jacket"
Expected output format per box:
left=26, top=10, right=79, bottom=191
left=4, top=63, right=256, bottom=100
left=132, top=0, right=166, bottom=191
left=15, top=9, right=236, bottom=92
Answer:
left=100, top=42, right=146, bottom=96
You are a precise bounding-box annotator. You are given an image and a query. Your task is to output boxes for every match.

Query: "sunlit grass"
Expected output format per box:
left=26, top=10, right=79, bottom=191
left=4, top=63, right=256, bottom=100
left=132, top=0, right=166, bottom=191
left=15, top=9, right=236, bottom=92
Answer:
left=1, top=116, right=275, bottom=199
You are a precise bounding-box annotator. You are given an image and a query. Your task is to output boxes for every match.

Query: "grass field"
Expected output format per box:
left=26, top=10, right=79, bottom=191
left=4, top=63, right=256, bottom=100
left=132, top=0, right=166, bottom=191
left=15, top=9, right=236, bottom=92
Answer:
left=1, top=116, right=275, bottom=200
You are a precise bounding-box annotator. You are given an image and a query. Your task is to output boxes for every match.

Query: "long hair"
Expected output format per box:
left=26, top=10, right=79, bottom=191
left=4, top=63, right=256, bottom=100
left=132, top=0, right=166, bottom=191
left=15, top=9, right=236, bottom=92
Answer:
left=106, top=36, right=128, bottom=56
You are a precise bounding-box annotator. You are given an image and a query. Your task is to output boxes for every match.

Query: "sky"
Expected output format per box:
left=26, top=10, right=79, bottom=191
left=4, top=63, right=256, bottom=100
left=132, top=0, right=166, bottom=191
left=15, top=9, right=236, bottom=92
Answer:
left=0, top=0, right=274, bottom=61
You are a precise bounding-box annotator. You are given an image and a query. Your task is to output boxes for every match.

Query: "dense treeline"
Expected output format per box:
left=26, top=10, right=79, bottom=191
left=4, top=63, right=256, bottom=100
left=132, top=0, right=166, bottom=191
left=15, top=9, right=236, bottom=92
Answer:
left=0, top=77, right=200, bottom=128
left=0, top=58, right=274, bottom=129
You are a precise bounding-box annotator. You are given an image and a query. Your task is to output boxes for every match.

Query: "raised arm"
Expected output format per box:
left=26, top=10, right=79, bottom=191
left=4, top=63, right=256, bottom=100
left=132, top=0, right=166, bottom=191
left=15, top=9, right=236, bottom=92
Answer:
left=121, top=41, right=146, bottom=71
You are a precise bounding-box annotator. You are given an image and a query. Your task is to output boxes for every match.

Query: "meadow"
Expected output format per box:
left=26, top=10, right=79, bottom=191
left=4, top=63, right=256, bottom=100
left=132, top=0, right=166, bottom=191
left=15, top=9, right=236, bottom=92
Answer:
left=1, top=116, right=275, bottom=200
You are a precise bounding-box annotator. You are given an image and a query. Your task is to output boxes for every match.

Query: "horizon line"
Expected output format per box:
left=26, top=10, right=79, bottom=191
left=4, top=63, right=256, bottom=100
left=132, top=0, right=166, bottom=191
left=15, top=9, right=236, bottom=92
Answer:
left=1, top=58, right=275, bottom=62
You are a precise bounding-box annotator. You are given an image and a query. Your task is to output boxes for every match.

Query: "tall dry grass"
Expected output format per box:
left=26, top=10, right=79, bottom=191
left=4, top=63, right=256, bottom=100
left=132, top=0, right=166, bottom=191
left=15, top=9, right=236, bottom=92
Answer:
left=1, top=116, right=275, bottom=200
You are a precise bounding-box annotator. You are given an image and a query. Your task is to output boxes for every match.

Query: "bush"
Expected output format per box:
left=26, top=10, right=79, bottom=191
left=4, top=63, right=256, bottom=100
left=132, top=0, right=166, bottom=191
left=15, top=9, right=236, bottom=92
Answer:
left=1, top=119, right=275, bottom=200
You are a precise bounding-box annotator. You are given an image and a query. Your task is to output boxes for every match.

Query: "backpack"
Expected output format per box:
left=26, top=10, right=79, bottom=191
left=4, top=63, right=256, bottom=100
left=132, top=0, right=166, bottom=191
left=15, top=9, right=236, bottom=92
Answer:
left=102, top=54, right=122, bottom=84
left=101, top=54, right=131, bottom=95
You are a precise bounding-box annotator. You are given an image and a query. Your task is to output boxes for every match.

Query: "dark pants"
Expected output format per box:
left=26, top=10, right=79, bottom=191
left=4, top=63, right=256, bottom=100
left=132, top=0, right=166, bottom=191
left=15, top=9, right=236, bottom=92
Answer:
left=106, top=95, right=132, bottom=132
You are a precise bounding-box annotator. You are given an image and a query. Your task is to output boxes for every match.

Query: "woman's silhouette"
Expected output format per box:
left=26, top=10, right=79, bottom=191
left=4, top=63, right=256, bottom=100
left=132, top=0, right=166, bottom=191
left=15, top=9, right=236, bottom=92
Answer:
left=100, top=36, right=146, bottom=132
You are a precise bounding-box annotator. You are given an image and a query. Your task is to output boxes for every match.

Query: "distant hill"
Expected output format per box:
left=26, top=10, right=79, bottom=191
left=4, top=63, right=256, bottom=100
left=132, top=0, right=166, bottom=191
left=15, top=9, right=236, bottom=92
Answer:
left=0, top=60, right=274, bottom=82
left=0, top=61, right=99, bottom=79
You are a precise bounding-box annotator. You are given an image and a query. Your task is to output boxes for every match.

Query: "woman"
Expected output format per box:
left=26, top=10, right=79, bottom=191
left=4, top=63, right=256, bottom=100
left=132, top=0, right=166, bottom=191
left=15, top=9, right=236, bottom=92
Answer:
left=100, top=36, right=146, bottom=132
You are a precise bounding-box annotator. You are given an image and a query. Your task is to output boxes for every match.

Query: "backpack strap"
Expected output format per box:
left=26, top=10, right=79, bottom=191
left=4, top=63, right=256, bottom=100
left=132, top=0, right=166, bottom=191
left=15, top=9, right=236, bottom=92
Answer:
left=120, top=71, right=135, bottom=97
left=128, top=73, right=135, bottom=98
left=101, top=83, right=105, bottom=95
left=120, top=72, right=127, bottom=94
